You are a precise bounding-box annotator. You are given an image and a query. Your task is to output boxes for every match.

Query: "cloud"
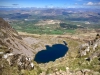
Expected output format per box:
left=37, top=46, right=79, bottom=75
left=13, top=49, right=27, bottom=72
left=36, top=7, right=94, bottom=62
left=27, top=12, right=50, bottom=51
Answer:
left=75, top=3, right=78, bottom=5
left=0, top=4, right=19, bottom=8
left=12, top=4, right=19, bottom=6
left=0, top=6, right=13, bottom=8
left=85, top=2, right=100, bottom=6
left=87, top=2, right=94, bottom=5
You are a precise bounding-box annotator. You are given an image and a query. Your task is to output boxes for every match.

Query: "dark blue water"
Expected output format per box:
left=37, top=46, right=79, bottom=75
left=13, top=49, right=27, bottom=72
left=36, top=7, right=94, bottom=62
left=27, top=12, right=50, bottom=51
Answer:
left=34, top=41, right=68, bottom=63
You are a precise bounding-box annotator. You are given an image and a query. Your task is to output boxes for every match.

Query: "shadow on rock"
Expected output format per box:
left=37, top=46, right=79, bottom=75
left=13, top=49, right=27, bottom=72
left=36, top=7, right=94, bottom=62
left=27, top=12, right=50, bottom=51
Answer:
left=34, top=41, right=69, bottom=63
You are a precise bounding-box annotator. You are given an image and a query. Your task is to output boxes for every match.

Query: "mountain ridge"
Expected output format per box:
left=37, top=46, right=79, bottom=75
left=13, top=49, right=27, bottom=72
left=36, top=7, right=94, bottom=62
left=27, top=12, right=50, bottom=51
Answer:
left=0, top=18, right=34, bottom=59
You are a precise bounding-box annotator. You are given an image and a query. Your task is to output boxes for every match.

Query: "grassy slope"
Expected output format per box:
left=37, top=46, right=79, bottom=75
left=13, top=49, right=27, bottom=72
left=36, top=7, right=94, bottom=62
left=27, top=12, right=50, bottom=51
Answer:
left=19, top=32, right=100, bottom=74
left=1, top=31, right=100, bottom=75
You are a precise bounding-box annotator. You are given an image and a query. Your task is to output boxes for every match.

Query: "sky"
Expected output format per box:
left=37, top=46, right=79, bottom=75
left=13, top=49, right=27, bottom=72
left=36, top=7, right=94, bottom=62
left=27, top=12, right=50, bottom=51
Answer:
left=0, top=0, right=100, bottom=8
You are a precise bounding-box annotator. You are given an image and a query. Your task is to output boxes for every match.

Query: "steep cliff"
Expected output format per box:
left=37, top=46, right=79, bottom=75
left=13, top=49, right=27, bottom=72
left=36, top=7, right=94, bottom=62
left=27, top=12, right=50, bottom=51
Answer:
left=0, top=18, right=34, bottom=59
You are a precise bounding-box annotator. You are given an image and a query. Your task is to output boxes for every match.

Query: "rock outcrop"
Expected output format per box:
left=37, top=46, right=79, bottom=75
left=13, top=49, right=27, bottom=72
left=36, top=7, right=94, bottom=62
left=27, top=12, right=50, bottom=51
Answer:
left=0, top=18, right=34, bottom=59
left=79, top=34, right=100, bottom=61
left=0, top=18, right=34, bottom=71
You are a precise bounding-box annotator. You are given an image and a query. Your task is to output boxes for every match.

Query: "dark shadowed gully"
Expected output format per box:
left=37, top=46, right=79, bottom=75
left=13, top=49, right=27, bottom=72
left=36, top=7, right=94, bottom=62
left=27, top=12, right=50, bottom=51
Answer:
left=34, top=41, right=68, bottom=63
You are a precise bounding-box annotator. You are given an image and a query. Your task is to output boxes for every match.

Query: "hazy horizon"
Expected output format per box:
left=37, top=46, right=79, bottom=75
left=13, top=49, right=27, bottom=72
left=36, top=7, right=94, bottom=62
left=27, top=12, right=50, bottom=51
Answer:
left=0, top=0, right=100, bottom=8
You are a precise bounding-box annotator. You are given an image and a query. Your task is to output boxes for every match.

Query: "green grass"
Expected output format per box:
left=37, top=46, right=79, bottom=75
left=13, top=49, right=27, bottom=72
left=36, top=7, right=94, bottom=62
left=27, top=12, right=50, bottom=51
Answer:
left=11, top=20, right=76, bottom=35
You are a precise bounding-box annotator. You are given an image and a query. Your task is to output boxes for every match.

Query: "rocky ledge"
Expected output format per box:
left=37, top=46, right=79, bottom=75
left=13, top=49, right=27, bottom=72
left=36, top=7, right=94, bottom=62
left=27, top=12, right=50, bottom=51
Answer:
left=0, top=18, right=35, bottom=72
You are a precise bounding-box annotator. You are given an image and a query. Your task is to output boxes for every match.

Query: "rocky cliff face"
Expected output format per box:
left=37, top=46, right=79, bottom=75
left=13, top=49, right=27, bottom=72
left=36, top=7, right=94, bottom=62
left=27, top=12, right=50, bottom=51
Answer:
left=0, top=18, right=35, bottom=73
left=79, top=34, right=100, bottom=61
left=0, top=18, right=34, bottom=59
